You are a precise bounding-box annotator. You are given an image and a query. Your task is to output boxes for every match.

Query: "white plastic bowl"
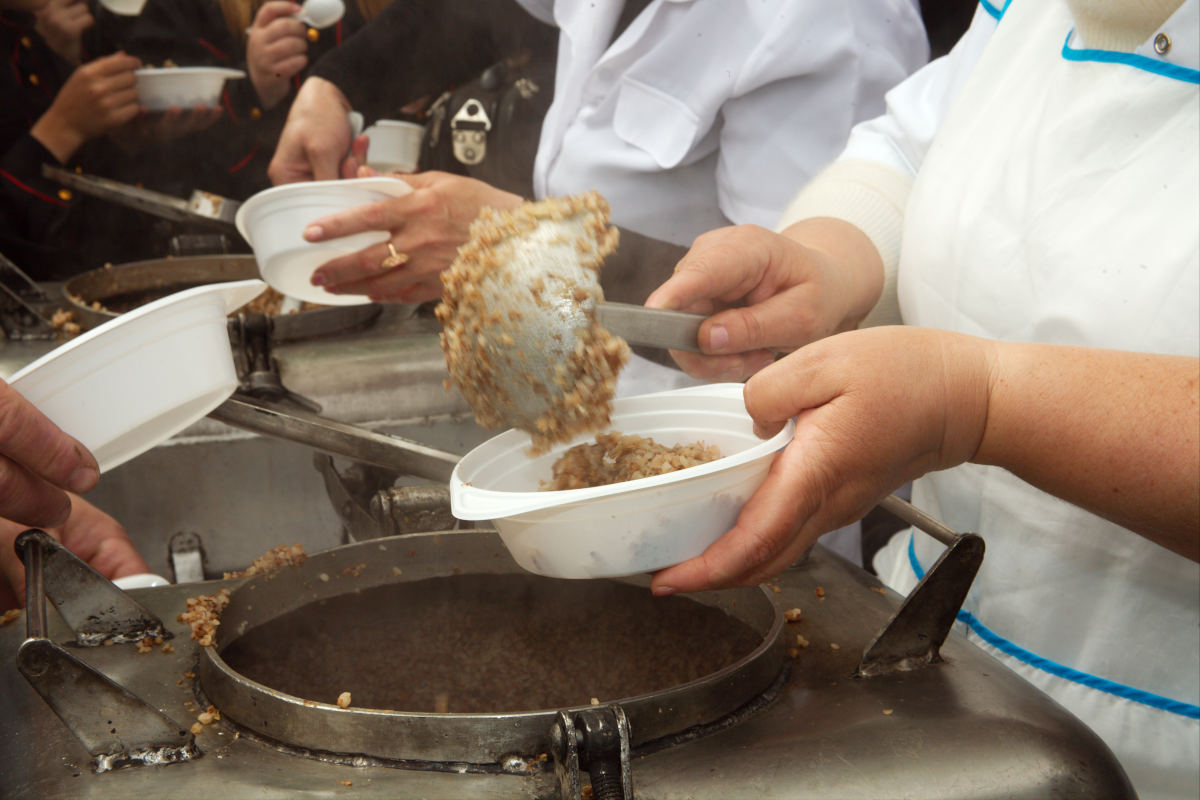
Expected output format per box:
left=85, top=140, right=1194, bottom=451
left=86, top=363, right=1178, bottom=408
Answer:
left=8, top=279, right=265, bottom=473
left=235, top=177, right=414, bottom=306
left=450, top=383, right=795, bottom=579
left=135, top=67, right=245, bottom=112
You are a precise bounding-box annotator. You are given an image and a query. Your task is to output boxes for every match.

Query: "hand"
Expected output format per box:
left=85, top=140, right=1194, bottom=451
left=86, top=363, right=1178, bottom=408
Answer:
left=31, top=51, right=142, bottom=163
left=246, top=1, right=308, bottom=110
left=0, top=380, right=100, bottom=529
left=644, top=219, right=885, bottom=381
left=0, top=494, right=150, bottom=609
left=650, top=326, right=993, bottom=594
left=302, top=170, right=524, bottom=304
left=268, top=76, right=354, bottom=184
left=34, top=0, right=94, bottom=65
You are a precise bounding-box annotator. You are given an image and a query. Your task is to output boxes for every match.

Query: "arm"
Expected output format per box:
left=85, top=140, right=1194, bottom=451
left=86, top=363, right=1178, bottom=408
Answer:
left=0, top=494, right=149, bottom=610
left=29, top=51, right=142, bottom=164
left=35, top=0, right=94, bottom=65
left=245, top=1, right=308, bottom=110
left=649, top=328, right=1199, bottom=595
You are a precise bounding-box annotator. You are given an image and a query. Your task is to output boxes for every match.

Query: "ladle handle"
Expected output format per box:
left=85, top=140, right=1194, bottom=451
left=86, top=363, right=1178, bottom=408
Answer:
left=597, top=302, right=704, bottom=353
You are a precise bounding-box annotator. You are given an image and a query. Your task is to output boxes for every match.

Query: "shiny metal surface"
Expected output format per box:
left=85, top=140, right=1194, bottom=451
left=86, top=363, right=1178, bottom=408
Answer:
left=0, top=540, right=1135, bottom=799
left=210, top=393, right=461, bottom=483
left=42, top=165, right=240, bottom=232
left=197, top=531, right=785, bottom=764
left=594, top=302, right=702, bottom=352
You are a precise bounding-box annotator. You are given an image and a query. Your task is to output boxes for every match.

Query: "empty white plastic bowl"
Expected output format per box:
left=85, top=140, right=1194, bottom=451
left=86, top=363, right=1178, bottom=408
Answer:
left=8, top=279, right=265, bottom=473
left=235, top=177, right=414, bottom=306
left=450, top=383, right=795, bottom=579
left=135, top=67, right=245, bottom=112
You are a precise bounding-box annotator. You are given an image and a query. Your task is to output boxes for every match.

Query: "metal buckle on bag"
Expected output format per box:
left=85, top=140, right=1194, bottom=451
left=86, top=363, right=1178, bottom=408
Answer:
left=450, top=98, right=492, bottom=165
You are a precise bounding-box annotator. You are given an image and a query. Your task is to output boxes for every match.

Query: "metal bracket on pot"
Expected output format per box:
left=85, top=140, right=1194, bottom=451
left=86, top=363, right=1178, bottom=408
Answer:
left=551, top=705, right=634, bottom=800
left=0, top=250, right=56, bottom=340
left=226, top=311, right=322, bottom=411
left=14, top=530, right=199, bottom=772
left=313, top=454, right=457, bottom=542
left=855, top=495, right=985, bottom=678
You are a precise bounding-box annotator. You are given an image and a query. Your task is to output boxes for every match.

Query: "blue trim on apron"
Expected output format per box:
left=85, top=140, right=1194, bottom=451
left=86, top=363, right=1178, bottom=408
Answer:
left=907, top=533, right=1200, bottom=719
left=1062, top=30, right=1200, bottom=84
left=978, top=0, right=1012, bottom=22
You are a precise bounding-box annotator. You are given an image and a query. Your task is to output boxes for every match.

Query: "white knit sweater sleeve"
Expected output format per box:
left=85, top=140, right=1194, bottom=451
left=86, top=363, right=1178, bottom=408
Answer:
left=777, top=3, right=1002, bottom=327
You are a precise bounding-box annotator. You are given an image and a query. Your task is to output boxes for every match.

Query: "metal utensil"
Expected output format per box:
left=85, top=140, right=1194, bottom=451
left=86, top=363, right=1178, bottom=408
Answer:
left=41, top=165, right=240, bottom=233
left=595, top=302, right=702, bottom=352
left=209, top=392, right=461, bottom=483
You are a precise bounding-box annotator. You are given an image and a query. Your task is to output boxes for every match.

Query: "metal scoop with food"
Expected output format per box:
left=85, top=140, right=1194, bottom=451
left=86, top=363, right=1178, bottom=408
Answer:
left=435, top=192, right=703, bottom=453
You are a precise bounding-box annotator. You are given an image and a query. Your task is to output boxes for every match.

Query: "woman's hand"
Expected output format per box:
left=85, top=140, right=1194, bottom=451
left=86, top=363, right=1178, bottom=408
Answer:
left=645, top=218, right=885, bottom=381
left=31, top=51, right=142, bottom=163
left=650, top=326, right=994, bottom=594
left=303, top=170, right=524, bottom=304
left=246, top=1, right=309, bottom=110
left=649, top=328, right=1200, bottom=595
left=0, top=494, right=150, bottom=610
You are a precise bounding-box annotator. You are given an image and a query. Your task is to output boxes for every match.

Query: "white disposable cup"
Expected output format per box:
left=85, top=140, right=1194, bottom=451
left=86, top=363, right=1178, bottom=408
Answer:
left=364, top=120, right=426, bottom=174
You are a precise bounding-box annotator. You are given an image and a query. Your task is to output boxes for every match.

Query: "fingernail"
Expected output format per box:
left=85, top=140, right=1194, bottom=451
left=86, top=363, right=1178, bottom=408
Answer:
left=652, top=585, right=676, bottom=597
left=304, top=225, right=323, bottom=241
left=310, top=272, right=327, bottom=286
left=68, top=465, right=99, bottom=493
left=708, top=324, right=729, bottom=351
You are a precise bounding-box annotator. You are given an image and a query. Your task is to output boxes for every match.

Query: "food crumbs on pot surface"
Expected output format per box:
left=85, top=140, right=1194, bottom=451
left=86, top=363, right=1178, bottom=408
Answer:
left=336, top=692, right=352, bottom=709
left=435, top=192, right=630, bottom=454
left=882, top=708, right=894, bottom=715
left=223, top=543, right=307, bottom=579
left=540, top=431, right=721, bottom=490
left=815, top=586, right=826, bottom=599
left=784, top=608, right=803, bottom=622
left=178, top=588, right=231, bottom=647
left=1, top=608, right=22, bottom=626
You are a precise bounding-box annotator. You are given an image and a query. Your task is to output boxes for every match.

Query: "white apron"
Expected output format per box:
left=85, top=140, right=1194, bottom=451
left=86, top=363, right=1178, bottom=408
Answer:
left=874, top=2, right=1200, bottom=797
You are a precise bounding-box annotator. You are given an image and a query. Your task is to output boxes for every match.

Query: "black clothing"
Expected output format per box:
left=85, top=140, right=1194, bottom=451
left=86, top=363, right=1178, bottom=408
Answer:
left=83, top=0, right=377, bottom=201
left=0, top=10, right=155, bottom=280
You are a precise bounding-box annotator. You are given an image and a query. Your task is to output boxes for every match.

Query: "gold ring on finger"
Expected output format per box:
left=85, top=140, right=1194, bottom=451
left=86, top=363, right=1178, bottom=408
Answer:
left=381, top=242, right=408, bottom=269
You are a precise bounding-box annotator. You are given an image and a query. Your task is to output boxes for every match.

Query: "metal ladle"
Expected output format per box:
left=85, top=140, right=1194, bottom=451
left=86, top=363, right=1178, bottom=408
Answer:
left=437, top=194, right=703, bottom=439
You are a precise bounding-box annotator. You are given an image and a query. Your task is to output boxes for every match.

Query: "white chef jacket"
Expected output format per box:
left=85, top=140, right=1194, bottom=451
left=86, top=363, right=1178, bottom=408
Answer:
left=826, top=2, right=1199, bottom=797
left=512, top=0, right=929, bottom=246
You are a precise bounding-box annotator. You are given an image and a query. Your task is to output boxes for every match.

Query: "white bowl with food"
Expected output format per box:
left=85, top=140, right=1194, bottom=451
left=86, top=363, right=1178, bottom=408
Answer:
left=235, top=177, right=414, bottom=306
left=449, top=383, right=795, bottom=579
left=135, top=67, right=245, bottom=111
left=7, top=279, right=265, bottom=473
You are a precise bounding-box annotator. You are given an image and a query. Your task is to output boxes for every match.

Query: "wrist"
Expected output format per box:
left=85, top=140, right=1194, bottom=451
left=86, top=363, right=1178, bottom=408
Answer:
left=30, top=115, right=85, bottom=164
left=783, top=217, right=885, bottom=332
left=937, top=331, right=999, bottom=471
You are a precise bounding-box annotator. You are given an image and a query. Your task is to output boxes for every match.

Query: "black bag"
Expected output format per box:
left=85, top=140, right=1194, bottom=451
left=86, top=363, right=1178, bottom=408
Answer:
left=417, top=48, right=556, bottom=199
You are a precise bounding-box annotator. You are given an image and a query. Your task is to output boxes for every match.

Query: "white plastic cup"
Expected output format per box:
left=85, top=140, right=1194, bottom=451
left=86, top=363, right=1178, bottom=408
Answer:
left=364, top=120, right=426, bottom=174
